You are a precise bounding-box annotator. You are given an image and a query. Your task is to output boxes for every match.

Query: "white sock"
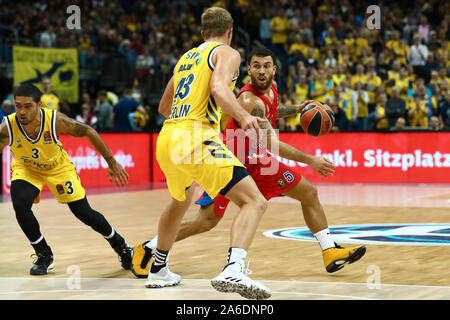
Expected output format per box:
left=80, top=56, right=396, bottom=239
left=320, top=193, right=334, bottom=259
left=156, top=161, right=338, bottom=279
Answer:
left=227, top=247, right=247, bottom=267
left=314, top=228, right=335, bottom=251
left=144, top=236, right=158, bottom=251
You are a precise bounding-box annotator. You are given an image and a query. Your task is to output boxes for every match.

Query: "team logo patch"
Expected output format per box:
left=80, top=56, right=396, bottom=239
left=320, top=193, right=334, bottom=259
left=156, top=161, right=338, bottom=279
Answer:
left=264, top=224, right=450, bottom=246
left=56, top=184, right=65, bottom=195
left=277, top=178, right=286, bottom=188
left=44, top=131, right=52, bottom=141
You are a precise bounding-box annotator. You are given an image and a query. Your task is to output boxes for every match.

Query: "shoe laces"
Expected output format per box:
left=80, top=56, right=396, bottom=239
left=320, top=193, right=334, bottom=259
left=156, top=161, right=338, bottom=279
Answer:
left=30, top=253, right=51, bottom=265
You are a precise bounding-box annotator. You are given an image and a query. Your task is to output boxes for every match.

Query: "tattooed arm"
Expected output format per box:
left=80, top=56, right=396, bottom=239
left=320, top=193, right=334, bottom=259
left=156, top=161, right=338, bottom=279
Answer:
left=0, top=118, right=10, bottom=153
left=55, top=112, right=129, bottom=187
left=277, top=100, right=315, bottom=118
left=237, top=93, right=335, bottom=177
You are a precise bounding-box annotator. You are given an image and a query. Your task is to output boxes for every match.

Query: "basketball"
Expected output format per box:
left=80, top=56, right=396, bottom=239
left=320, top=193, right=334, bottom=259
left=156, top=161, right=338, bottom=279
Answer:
left=300, top=101, right=335, bottom=136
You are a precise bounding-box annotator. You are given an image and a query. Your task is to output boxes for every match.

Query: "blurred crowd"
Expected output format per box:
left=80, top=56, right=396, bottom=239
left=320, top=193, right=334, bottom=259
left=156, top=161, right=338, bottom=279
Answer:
left=0, top=0, right=449, bottom=132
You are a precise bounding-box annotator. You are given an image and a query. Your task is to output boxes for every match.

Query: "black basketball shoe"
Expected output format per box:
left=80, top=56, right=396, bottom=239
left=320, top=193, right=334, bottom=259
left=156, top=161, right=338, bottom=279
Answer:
left=30, top=249, right=54, bottom=275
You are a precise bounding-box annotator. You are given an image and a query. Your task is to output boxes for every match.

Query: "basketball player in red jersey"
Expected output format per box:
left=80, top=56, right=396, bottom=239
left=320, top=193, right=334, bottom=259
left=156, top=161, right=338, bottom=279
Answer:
left=132, top=47, right=366, bottom=278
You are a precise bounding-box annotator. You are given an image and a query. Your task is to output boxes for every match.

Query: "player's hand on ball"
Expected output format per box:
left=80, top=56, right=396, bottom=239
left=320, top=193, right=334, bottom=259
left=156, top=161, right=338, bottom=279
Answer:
left=107, top=159, right=129, bottom=187
left=310, top=156, right=335, bottom=178
left=296, top=100, right=315, bottom=114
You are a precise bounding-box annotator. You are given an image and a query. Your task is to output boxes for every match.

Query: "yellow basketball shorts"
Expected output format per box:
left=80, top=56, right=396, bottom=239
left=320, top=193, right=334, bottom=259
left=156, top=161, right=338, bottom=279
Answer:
left=156, top=122, right=245, bottom=201
left=11, top=163, right=86, bottom=204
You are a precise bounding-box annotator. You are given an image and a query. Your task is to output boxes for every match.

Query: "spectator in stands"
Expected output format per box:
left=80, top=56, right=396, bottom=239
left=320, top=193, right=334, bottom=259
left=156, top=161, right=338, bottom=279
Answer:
left=386, top=30, right=408, bottom=66
left=112, top=88, right=147, bottom=132
left=417, top=15, right=430, bottom=44
left=385, top=86, right=407, bottom=129
left=39, top=22, right=57, bottom=48
left=78, top=33, right=95, bottom=68
left=351, top=64, right=367, bottom=88
left=351, top=81, right=370, bottom=130
left=332, top=64, right=346, bottom=87
left=94, top=90, right=113, bottom=132
left=118, top=39, right=138, bottom=66
left=324, top=48, right=337, bottom=69
left=437, top=92, right=450, bottom=129
left=408, top=92, right=430, bottom=128
left=402, top=15, right=417, bottom=44
left=269, top=8, right=290, bottom=59
left=303, top=47, right=318, bottom=69
left=385, top=59, right=401, bottom=96
left=390, top=116, right=406, bottom=131
left=259, top=10, right=273, bottom=49
left=374, top=93, right=388, bottom=131
left=40, top=76, right=60, bottom=111
left=288, top=34, right=308, bottom=66
left=76, top=103, right=98, bottom=128
left=438, top=68, right=450, bottom=88
left=136, top=45, right=156, bottom=79
left=310, top=68, right=332, bottom=102
left=407, top=33, right=428, bottom=81
left=292, top=73, right=309, bottom=103
left=0, top=100, right=14, bottom=120
left=327, top=87, right=350, bottom=133
left=366, top=57, right=382, bottom=113
left=298, top=19, right=313, bottom=43
left=429, top=115, right=442, bottom=131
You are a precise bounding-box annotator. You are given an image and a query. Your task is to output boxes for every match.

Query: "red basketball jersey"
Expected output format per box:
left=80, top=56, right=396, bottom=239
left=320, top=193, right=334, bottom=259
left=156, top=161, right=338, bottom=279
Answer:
left=223, top=83, right=279, bottom=168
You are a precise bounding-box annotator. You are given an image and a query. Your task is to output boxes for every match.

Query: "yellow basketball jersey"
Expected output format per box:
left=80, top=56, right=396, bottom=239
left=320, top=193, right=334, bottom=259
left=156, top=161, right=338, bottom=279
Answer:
left=5, top=108, right=71, bottom=171
left=165, top=42, right=238, bottom=131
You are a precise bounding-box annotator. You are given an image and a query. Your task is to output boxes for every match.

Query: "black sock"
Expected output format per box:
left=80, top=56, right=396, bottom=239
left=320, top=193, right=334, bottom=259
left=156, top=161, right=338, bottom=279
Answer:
left=31, top=237, right=52, bottom=255
left=107, top=232, right=125, bottom=249
left=150, top=248, right=169, bottom=273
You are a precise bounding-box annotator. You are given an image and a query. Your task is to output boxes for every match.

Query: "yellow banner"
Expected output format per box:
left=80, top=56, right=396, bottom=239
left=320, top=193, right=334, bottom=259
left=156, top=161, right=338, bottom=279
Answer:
left=13, top=46, right=79, bottom=103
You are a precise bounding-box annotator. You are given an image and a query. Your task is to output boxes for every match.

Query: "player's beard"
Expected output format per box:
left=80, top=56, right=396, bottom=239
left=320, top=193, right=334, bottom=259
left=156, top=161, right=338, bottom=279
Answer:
left=18, top=108, right=39, bottom=126
left=250, top=73, right=273, bottom=91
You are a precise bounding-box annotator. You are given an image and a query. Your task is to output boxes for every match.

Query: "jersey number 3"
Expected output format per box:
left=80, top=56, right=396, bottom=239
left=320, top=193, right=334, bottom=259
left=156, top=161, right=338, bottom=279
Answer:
left=31, top=148, right=40, bottom=159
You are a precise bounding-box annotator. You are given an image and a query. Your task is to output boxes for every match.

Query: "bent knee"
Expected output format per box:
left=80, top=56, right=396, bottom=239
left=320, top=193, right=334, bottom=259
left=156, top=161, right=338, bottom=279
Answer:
left=300, top=183, right=319, bottom=204
left=249, top=194, right=268, bottom=213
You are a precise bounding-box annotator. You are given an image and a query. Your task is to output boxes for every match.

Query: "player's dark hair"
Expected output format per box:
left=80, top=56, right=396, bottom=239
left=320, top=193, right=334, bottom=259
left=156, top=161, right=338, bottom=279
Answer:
left=14, top=83, right=42, bottom=102
left=247, top=47, right=277, bottom=66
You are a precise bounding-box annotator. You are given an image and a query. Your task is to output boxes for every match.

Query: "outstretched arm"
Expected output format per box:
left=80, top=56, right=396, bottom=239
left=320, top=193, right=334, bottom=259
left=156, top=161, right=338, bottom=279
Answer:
left=239, top=93, right=335, bottom=177
left=0, top=119, right=10, bottom=154
left=277, top=99, right=314, bottom=118
left=55, top=112, right=129, bottom=187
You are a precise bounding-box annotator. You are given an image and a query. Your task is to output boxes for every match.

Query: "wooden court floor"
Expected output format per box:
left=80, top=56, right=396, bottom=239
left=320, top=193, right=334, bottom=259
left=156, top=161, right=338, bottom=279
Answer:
left=0, top=184, right=449, bottom=300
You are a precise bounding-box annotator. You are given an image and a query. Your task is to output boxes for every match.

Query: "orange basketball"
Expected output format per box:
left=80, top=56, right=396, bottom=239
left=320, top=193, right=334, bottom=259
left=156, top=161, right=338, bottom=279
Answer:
left=300, top=101, right=335, bottom=136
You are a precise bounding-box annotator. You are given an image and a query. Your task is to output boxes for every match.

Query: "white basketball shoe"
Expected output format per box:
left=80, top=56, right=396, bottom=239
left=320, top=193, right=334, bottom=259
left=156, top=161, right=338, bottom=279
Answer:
left=211, top=261, right=271, bottom=299
left=145, top=264, right=181, bottom=288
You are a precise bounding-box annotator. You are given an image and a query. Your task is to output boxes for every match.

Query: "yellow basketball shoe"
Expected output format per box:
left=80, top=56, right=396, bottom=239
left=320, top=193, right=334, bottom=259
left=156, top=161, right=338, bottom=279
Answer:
left=131, top=241, right=153, bottom=278
left=323, top=243, right=366, bottom=273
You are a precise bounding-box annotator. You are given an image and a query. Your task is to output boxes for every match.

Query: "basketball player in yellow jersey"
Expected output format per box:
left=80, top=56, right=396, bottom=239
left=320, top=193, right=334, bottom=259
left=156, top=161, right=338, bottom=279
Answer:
left=0, top=84, right=132, bottom=276
left=146, top=7, right=271, bottom=299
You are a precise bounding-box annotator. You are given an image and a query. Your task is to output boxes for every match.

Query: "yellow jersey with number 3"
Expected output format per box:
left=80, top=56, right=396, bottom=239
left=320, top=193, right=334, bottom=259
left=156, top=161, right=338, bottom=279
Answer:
left=165, top=41, right=238, bottom=131
left=5, top=108, right=71, bottom=172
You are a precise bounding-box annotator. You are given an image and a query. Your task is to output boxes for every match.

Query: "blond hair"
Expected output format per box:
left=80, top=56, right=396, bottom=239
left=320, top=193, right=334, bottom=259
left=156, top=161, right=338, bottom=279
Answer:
left=201, top=7, right=233, bottom=39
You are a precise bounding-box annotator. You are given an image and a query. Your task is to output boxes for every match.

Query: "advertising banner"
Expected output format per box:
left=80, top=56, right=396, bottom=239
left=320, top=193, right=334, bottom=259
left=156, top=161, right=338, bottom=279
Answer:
left=152, top=132, right=450, bottom=184
left=2, top=133, right=151, bottom=195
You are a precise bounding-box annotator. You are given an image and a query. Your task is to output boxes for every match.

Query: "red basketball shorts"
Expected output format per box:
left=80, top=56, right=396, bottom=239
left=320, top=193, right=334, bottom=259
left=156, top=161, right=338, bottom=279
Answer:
left=195, top=159, right=302, bottom=217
